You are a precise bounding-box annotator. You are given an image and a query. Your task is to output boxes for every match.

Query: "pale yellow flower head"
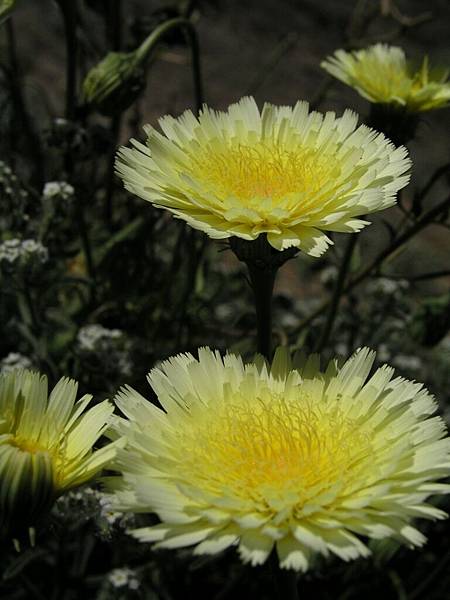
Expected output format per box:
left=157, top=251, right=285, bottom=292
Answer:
left=108, top=347, right=450, bottom=571
left=0, top=369, right=121, bottom=538
left=321, top=44, right=450, bottom=112
left=116, top=97, right=410, bottom=257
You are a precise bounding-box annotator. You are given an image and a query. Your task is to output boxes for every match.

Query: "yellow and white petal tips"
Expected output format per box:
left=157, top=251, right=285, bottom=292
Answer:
left=0, top=369, right=122, bottom=539
left=115, top=96, right=411, bottom=257
left=321, top=44, right=450, bottom=113
left=108, top=347, right=450, bottom=571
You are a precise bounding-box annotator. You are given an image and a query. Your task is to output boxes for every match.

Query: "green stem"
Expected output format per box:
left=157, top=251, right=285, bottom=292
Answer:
left=239, top=238, right=297, bottom=597
left=315, top=233, right=358, bottom=352
left=76, top=201, right=96, bottom=289
left=247, top=264, right=275, bottom=360
left=135, top=17, right=204, bottom=112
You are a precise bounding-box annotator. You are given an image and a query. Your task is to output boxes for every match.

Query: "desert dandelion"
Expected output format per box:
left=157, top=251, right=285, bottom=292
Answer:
left=108, top=347, right=450, bottom=571
left=116, top=97, right=410, bottom=257
left=0, top=369, right=122, bottom=539
left=321, top=44, right=450, bottom=113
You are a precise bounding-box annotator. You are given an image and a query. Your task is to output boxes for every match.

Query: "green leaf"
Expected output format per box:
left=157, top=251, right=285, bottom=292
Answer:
left=2, top=548, right=47, bottom=581
left=0, top=0, right=17, bottom=25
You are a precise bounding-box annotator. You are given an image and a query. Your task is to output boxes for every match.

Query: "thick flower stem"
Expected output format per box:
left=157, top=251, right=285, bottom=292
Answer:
left=247, top=263, right=276, bottom=360
left=232, top=235, right=299, bottom=599
left=249, top=264, right=300, bottom=599
left=230, top=235, right=298, bottom=361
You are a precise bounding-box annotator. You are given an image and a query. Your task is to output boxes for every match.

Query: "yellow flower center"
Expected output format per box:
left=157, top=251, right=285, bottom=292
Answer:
left=189, top=141, right=335, bottom=203
left=352, top=61, right=411, bottom=100
left=174, top=392, right=373, bottom=514
left=9, top=436, right=48, bottom=454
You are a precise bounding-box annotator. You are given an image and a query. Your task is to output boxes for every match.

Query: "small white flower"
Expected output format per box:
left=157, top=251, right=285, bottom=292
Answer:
left=98, top=493, right=124, bottom=524
left=393, top=354, right=422, bottom=371
left=320, top=265, right=338, bottom=286
left=0, top=239, right=21, bottom=263
left=43, top=181, right=75, bottom=200
left=0, top=239, right=48, bottom=265
left=0, top=352, right=33, bottom=373
left=77, top=324, right=124, bottom=352
left=377, top=344, right=391, bottom=362
left=108, top=568, right=139, bottom=589
left=367, top=277, right=409, bottom=296
left=21, top=239, right=49, bottom=263
left=335, top=342, right=347, bottom=356
left=128, top=577, right=140, bottom=590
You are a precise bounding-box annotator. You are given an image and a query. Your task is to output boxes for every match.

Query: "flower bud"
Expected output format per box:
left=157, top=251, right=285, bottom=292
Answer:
left=82, top=51, right=145, bottom=116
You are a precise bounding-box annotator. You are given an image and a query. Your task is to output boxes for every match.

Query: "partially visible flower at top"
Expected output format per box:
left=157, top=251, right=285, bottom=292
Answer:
left=43, top=181, right=74, bottom=200
left=116, top=96, right=411, bottom=258
left=0, top=238, right=48, bottom=266
left=321, top=44, right=450, bottom=113
left=108, top=568, right=140, bottom=590
left=0, top=369, right=123, bottom=539
left=108, top=347, right=450, bottom=571
left=0, top=352, right=33, bottom=374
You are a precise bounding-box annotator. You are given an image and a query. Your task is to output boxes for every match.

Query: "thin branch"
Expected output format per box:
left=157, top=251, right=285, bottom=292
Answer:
left=291, top=195, right=450, bottom=339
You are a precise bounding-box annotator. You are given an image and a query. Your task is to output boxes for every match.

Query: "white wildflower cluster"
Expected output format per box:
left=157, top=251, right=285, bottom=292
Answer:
left=320, top=265, right=338, bottom=286
left=393, top=354, right=422, bottom=372
left=77, top=324, right=132, bottom=376
left=98, top=493, right=126, bottom=526
left=54, top=487, right=104, bottom=525
left=77, top=324, right=123, bottom=351
left=0, top=238, right=49, bottom=265
left=0, top=352, right=33, bottom=373
left=54, top=488, right=133, bottom=536
left=0, top=161, right=28, bottom=200
left=43, top=181, right=74, bottom=200
left=366, top=277, right=409, bottom=297
left=108, top=568, right=140, bottom=590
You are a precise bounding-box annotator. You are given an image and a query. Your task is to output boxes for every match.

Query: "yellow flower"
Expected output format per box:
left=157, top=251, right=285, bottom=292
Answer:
left=0, top=369, right=122, bottom=539
left=321, top=44, right=450, bottom=113
left=115, top=97, right=410, bottom=257
left=108, top=347, right=450, bottom=571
